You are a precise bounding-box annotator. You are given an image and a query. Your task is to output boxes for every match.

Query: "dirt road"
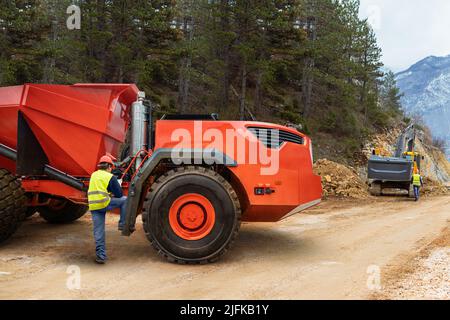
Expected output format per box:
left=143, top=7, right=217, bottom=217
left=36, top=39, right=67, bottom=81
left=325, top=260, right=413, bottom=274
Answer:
left=0, top=196, right=449, bottom=300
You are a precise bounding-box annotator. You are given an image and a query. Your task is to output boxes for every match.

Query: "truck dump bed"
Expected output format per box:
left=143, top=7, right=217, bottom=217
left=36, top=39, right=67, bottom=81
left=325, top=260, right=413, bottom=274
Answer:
left=0, top=84, right=139, bottom=176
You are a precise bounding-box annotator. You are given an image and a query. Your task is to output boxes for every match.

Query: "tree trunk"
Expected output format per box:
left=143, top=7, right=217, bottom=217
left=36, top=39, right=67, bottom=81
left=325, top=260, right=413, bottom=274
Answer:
left=254, top=67, right=263, bottom=112
left=178, top=55, right=192, bottom=113
left=240, top=63, right=247, bottom=120
left=362, top=80, right=368, bottom=123
left=302, top=57, right=314, bottom=118
left=118, top=66, right=124, bottom=83
left=218, top=0, right=230, bottom=114
left=86, top=0, right=95, bottom=81
left=43, top=0, right=58, bottom=84
left=178, top=8, right=195, bottom=114
left=96, top=0, right=107, bottom=82
left=302, top=8, right=317, bottom=119
left=219, top=51, right=231, bottom=114
left=362, top=51, right=369, bottom=123
left=116, top=0, right=127, bottom=83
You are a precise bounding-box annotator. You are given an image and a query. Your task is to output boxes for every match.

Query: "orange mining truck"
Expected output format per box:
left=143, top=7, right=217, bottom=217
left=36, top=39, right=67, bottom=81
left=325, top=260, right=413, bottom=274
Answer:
left=0, top=84, right=322, bottom=264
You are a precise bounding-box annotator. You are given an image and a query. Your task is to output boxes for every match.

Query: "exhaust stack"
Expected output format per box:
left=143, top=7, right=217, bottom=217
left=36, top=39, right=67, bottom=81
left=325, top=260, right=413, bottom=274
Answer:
left=131, top=91, right=147, bottom=170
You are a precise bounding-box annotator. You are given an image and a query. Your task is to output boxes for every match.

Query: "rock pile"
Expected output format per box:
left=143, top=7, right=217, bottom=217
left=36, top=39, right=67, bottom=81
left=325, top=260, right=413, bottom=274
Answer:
left=313, top=159, right=369, bottom=199
left=422, top=177, right=449, bottom=196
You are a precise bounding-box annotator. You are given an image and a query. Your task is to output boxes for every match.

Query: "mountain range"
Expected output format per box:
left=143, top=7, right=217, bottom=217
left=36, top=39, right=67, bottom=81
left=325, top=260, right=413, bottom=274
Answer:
left=395, top=55, right=450, bottom=159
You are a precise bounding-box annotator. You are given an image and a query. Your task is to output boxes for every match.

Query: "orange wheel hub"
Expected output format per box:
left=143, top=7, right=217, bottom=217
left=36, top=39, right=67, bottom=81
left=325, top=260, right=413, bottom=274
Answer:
left=169, top=194, right=216, bottom=241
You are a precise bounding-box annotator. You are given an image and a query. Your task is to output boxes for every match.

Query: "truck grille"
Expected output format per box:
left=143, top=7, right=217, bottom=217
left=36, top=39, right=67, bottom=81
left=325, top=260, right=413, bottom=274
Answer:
left=248, top=127, right=304, bottom=149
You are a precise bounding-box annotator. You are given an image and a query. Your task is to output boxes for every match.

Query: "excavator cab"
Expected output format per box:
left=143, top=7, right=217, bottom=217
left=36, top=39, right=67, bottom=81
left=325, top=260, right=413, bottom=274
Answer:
left=402, top=151, right=424, bottom=175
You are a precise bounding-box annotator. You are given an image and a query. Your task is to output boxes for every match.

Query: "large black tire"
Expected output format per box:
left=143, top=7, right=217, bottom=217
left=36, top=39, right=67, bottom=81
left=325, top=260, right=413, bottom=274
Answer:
left=0, top=169, right=27, bottom=243
left=142, top=166, right=241, bottom=264
left=39, top=201, right=88, bottom=224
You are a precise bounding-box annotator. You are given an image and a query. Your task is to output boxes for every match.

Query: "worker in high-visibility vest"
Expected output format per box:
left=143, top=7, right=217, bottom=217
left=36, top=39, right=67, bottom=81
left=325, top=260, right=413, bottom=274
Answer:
left=88, top=155, right=127, bottom=264
left=411, top=170, right=424, bottom=202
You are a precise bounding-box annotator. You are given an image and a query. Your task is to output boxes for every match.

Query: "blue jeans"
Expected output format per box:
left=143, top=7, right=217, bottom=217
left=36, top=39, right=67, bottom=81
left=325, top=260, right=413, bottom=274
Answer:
left=91, top=196, right=127, bottom=260
left=414, top=186, right=420, bottom=201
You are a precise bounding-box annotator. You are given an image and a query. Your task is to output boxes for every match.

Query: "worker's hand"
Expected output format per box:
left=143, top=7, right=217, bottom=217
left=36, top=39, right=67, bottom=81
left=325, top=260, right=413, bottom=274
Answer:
left=118, top=179, right=123, bottom=186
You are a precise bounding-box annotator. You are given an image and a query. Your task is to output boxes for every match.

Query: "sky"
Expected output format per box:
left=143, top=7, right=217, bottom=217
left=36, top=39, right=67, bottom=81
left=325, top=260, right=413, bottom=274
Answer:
left=359, top=0, right=450, bottom=72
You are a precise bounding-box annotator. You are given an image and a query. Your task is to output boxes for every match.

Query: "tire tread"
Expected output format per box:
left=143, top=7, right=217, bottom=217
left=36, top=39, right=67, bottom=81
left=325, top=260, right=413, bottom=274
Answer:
left=0, top=169, right=27, bottom=243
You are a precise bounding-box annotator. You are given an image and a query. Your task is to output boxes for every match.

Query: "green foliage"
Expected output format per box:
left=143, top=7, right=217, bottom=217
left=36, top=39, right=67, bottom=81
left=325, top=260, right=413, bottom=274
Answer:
left=0, top=0, right=406, bottom=162
left=343, top=137, right=361, bottom=158
left=380, top=71, right=403, bottom=114
left=403, top=117, right=412, bottom=125
left=368, top=106, right=390, bottom=128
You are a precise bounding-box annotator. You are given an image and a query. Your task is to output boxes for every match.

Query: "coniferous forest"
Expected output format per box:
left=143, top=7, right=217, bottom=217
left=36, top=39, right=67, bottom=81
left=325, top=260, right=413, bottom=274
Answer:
left=0, top=0, right=405, bottom=162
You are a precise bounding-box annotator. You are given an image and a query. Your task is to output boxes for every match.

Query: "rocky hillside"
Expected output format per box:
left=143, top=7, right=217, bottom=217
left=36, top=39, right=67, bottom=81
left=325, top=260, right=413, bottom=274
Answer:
left=415, top=131, right=450, bottom=186
left=395, top=55, right=450, bottom=159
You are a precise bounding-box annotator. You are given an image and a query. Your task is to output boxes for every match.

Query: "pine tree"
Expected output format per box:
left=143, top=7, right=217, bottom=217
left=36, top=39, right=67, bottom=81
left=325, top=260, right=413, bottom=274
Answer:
left=0, top=0, right=400, bottom=150
left=0, top=0, right=49, bottom=85
left=380, top=71, right=403, bottom=113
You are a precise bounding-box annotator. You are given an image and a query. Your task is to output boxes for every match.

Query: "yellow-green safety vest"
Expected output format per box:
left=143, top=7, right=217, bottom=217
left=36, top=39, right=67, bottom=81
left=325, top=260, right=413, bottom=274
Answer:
left=88, top=170, right=114, bottom=211
left=412, top=174, right=422, bottom=187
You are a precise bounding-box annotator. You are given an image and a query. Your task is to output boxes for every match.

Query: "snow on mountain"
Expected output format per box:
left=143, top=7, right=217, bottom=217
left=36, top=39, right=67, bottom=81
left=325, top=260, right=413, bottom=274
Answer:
left=395, top=55, right=450, bottom=159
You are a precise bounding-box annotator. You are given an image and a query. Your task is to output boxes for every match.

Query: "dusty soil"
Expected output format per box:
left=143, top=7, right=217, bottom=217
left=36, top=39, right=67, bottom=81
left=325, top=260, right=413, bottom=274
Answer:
left=374, top=226, right=450, bottom=300
left=0, top=196, right=449, bottom=300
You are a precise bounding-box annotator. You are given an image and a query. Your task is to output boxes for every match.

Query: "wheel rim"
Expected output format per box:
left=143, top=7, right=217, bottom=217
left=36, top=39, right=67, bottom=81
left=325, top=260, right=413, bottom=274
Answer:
left=169, top=193, right=216, bottom=241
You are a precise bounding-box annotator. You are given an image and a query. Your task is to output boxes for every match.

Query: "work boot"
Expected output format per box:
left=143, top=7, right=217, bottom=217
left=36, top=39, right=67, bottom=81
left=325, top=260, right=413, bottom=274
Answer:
left=95, top=257, right=106, bottom=264
left=119, top=225, right=136, bottom=233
